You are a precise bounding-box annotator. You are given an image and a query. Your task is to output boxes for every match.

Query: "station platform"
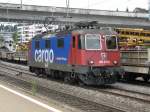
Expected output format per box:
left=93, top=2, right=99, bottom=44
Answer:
left=0, top=83, right=62, bottom=112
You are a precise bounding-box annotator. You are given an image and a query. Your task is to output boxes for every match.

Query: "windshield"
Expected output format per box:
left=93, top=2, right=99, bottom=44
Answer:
left=85, top=34, right=100, bottom=50
left=106, top=35, right=117, bottom=49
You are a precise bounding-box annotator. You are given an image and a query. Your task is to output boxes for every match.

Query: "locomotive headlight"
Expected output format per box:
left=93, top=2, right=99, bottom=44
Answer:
left=89, top=60, right=94, bottom=65
left=113, top=60, right=118, bottom=65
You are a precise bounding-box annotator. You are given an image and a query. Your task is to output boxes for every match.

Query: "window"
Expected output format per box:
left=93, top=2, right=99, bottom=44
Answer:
left=25, top=35, right=29, bottom=37
left=78, top=35, right=85, bottom=49
left=126, top=32, right=130, bottom=35
left=130, top=32, right=134, bottom=35
left=57, top=38, right=64, bottom=48
left=117, top=31, right=120, bottom=34
left=141, top=33, right=145, bottom=36
left=78, top=36, right=81, bottom=49
left=35, top=41, right=40, bottom=49
left=134, top=32, right=139, bottom=36
left=72, top=36, right=75, bottom=48
left=45, top=40, right=51, bottom=48
left=122, top=31, right=125, bottom=34
left=85, top=34, right=100, bottom=50
left=106, top=36, right=117, bottom=49
left=147, top=33, right=150, bottom=37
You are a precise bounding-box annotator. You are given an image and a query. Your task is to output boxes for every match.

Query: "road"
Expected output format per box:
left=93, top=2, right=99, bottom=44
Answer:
left=0, top=84, right=62, bottom=112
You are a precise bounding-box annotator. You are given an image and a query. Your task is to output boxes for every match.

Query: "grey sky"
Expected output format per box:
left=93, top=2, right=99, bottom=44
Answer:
left=0, top=0, right=148, bottom=11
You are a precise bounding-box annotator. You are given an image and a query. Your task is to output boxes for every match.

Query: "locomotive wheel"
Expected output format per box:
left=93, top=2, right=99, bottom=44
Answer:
left=78, top=80, right=85, bottom=86
left=142, top=76, right=150, bottom=82
left=35, top=69, right=41, bottom=77
left=64, top=75, right=70, bottom=83
left=64, top=74, right=75, bottom=84
left=29, top=66, right=34, bottom=72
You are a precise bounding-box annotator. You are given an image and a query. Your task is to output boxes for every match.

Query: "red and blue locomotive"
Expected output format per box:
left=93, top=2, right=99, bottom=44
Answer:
left=28, top=24, right=122, bottom=85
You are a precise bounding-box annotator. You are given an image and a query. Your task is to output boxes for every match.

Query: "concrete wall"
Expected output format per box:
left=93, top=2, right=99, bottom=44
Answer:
left=0, top=3, right=149, bottom=28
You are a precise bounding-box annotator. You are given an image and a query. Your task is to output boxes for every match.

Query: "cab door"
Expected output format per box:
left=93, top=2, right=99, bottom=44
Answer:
left=70, top=35, right=78, bottom=65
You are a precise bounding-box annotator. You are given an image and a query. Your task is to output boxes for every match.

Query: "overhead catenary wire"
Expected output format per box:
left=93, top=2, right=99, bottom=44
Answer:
left=83, top=0, right=108, bottom=9
left=83, top=0, right=135, bottom=10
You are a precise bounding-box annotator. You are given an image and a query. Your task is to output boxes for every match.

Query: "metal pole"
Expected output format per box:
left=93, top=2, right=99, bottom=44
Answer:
left=149, top=0, right=150, bottom=20
left=66, top=0, right=70, bottom=17
left=6, top=7, right=9, bottom=22
left=88, top=0, right=89, bottom=9
left=52, top=7, right=56, bottom=17
left=87, top=0, right=90, bottom=14
left=20, top=0, right=23, bottom=9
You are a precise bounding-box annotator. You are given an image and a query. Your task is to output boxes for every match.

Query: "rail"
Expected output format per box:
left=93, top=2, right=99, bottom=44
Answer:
left=0, top=61, right=150, bottom=111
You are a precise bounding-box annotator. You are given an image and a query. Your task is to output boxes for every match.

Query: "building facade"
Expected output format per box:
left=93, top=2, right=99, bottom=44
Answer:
left=17, top=24, right=43, bottom=43
left=17, top=24, right=58, bottom=43
left=0, top=32, right=13, bottom=47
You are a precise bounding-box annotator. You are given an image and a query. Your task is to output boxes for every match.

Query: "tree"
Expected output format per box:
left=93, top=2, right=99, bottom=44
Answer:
left=12, top=31, right=19, bottom=43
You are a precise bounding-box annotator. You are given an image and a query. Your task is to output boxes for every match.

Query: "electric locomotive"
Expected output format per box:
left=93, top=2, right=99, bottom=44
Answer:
left=28, top=24, right=123, bottom=85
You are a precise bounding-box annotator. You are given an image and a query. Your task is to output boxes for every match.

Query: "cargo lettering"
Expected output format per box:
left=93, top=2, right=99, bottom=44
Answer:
left=35, top=49, right=54, bottom=63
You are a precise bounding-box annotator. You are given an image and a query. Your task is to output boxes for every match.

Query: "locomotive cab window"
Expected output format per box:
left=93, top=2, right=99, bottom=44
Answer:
left=78, top=35, right=85, bottom=49
left=106, top=35, right=117, bottom=49
left=35, top=41, right=40, bottom=49
left=57, top=38, right=64, bottom=48
left=45, top=39, right=51, bottom=48
left=85, top=34, right=100, bottom=50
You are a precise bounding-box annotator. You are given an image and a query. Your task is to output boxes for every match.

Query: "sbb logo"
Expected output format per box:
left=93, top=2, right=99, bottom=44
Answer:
left=34, top=49, right=54, bottom=63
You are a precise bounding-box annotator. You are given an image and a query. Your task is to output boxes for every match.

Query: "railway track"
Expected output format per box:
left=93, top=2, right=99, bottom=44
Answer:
left=97, top=87, right=150, bottom=103
left=120, top=79, right=150, bottom=87
left=0, top=61, right=150, bottom=112
left=0, top=75, right=124, bottom=112
left=0, top=61, right=125, bottom=112
left=1, top=61, right=150, bottom=100
left=2, top=61, right=150, bottom=102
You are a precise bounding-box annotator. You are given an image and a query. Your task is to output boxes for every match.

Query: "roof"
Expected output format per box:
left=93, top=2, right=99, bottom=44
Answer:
left=32, top=28, right=117, bottom=40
